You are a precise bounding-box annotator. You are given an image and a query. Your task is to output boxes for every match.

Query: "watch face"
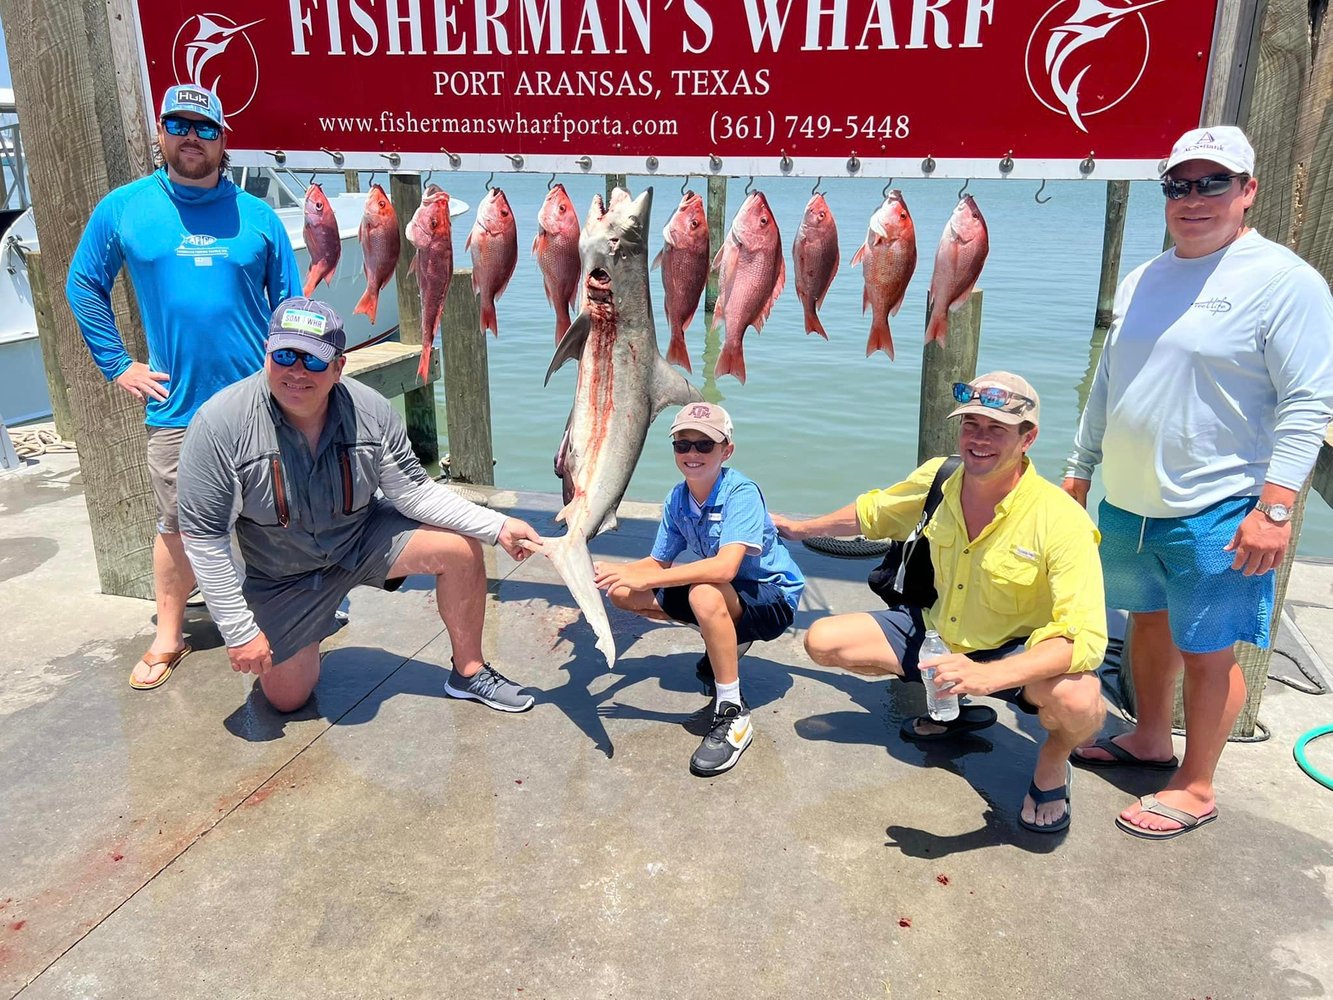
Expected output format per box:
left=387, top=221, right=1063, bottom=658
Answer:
left=1262, top=502, right=1292, bottom=522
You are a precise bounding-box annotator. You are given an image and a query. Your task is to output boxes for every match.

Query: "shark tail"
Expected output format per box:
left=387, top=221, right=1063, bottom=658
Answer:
left=545, top=533, right=617, bottom=669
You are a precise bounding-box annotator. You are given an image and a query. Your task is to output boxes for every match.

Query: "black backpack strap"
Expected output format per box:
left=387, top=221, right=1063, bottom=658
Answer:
left=921, top=455, right=962, bottom=525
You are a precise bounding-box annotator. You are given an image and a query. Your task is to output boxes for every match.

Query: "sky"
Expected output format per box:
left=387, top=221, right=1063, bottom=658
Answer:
left=0, top=21, right=10, bottom=89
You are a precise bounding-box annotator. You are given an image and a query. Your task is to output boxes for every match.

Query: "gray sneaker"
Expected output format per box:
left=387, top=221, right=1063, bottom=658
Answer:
left=689, top=698, right=753, bottom=776
left=444, top=662, right=535, bottom=713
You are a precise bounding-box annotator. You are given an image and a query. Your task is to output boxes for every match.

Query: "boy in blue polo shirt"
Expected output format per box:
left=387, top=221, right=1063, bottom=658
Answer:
left=594, top=403, right=805, bottom=776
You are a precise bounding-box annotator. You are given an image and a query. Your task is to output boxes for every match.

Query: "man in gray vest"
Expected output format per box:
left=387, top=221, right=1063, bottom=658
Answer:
left=177, top=298, right=543, bottom=713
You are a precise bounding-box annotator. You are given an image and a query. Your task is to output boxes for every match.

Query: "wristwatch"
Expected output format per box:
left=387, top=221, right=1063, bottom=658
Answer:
left=1256, top=500, right=1294, bottom=524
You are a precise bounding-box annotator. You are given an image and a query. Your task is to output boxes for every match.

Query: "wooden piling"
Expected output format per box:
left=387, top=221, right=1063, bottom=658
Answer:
left=343, top=170, right=361, bottom=194
left=606, top=173, right=627, bottom=200
left=1077, top=182, right=1129, bottom=413
left=26, top=252, right=73, bottom=440
left=387, top=171, right=440, bottom=467
left=1, top=0, right=155, bottom=599
left=441, top=268, right=494, bottom=485
left=917, top=291, right=982, bottom=466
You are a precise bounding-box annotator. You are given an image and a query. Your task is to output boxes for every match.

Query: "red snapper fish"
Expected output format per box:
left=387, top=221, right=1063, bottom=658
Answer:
left=406, top=184, right=453, bottom=381
left=851, top=190, right=918, bottom=360
left=792, top=193, right=840, bottom=339
left=353, top=183, right=400, bottom=325
left=532, top=183, right=581, bottom=342
left=711, top=191, right=785, bottom=383
left=925, top=194, right=989, bottom=346
left=653, top=190, right=710, bottom=372
left=466, top=187, right=518, bottom=336
left=301, top=183, right=341, bottom=297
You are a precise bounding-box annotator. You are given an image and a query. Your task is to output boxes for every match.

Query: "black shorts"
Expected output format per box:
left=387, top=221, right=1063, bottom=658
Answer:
left=871, top=605, right=1039, bottom=715
left=655, top=579, right=794, bottom=644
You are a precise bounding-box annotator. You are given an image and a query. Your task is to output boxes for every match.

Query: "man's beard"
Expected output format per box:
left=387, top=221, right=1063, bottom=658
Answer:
left=166, top=144, right=222, bottom=180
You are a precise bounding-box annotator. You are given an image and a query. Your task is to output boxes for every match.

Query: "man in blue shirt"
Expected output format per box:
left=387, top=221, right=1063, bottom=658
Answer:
left=594, top=403, right=805, bottom=776
left=67, top=84, right=301, bottom=691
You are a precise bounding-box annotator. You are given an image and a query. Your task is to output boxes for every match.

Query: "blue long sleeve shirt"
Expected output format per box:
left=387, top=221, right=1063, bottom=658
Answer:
left=1066, top=230, right=1333, bottom=517
left=66, top=169, right=301, bottom=428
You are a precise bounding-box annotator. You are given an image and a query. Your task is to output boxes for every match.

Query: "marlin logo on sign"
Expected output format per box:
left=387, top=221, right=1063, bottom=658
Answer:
left=1026, top=0, right=1169, bottom=133
left=171, top=14, right=263, bottom=119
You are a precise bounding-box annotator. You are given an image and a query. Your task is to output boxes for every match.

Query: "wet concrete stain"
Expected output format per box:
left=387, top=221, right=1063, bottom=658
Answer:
left=0, top=536, right=59, bottom=583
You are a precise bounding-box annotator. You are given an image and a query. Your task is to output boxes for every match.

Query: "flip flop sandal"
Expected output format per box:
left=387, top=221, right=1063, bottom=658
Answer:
left=1072, top=736, right=1179, bottom=771
left=1018, top=761, right=1072, bottom=834
left=898, top=703, right=998, bottom=743
left=129, top=645, right=192, bottom=691
left=1115, top=794, right=1218, bottom=841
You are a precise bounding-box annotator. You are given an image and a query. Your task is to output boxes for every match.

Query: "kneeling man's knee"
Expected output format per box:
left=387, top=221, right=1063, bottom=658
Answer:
left=687, top=583, right=728, bottom=620
left=1045, top=672, right=1104, bottom=726
left=804, top=619, right=841, bottom=666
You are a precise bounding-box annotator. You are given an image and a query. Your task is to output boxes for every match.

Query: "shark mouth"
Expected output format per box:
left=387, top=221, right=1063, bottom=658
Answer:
left=586, top=268, right=613, bottom=304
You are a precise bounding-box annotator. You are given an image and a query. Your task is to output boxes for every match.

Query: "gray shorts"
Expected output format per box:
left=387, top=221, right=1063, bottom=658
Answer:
left=146, top=426, right=189, bottom=534
left=243, top=503, right=419, bottom=665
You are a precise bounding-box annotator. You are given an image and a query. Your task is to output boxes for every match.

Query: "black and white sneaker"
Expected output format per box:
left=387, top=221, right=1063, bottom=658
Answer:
left=694, top=641, right=754, bottom=697
left=444, top=662, right=535, bottom=713
left=689, top=698, right=753, bottom=776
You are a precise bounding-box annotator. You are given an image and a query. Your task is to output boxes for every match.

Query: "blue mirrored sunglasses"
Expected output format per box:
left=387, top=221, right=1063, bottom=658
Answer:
left=271, top=348, right=332, bottom=373
left=161, top=115, right=222, bottom=141
left=952, top=382, right=1034, bottom=412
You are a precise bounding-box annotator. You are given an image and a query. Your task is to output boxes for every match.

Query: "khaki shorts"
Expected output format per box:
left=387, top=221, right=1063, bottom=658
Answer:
left=146, top=426, right=189, bottom=535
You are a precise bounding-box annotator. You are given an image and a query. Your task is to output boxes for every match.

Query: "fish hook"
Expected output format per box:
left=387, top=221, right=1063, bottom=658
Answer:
left=547, top=172, right=557, bottom=190
left=1035, top=179, right=1052, bottom=205
left=744, top=176, right=755, bottom=196
left=485, top=171, right=494, bottom=191
left=882, top=178, right=895, bottom=198
left=680, top=175, right=690, bottom=196
left=307, top=171, right=317, bottom=188
left=422, top=169, right=434, bottom=187
left=957, top=178, right=970, bottom=200
left=367, top=171, right=377, bottom=187
left=811, top=176, right=824, bottom=196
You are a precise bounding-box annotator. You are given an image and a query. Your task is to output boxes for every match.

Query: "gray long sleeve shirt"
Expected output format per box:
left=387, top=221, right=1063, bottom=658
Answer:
left=178, top=372, right=506, bottom=645
left=1066, top=230, right=1333, bottom=517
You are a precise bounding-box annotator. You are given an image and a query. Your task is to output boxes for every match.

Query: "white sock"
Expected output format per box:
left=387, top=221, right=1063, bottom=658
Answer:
left=715, top=679, right=741, bottom=712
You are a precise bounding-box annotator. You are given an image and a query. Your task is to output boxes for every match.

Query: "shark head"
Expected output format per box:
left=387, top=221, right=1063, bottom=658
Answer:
left=580, top=187, right=653, bottom=282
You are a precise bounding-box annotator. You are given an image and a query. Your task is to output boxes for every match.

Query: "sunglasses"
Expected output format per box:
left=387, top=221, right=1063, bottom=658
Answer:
left=161, top=115, right=222, bottom=141
left=271, top=348, right=333, bottom=373
left=672, top=438, right=718, bottom=454
left=952, top=382, right=1035, bottom=412
left=1160, top=173, right=1241, bottom=200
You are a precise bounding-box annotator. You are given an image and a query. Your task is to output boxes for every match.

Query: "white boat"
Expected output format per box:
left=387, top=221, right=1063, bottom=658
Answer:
left=0, top=164, right=467, bottom=426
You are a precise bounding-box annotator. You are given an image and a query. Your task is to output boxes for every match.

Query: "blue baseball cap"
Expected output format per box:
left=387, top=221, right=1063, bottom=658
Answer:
left=159, top=84, right=226, bottom=128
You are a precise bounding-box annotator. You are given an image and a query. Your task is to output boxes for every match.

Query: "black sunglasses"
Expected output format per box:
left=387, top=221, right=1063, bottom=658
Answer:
left=271, top=348, right=333, bottom=373
left=672, top=438, right=717, bottom=454
left=952, top=382, right=1035, bottom=412
left=1160, top=173, right=1241, bottom=200
left=161, top=115, right=222, bottom=141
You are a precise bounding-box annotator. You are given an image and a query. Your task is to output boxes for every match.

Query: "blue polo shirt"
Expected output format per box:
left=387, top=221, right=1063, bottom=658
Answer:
left=651, top=467, right=805, bottom=610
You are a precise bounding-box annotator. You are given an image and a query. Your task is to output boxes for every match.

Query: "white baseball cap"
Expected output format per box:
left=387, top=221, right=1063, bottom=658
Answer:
left=1162, top=126, right=1255, bottom=176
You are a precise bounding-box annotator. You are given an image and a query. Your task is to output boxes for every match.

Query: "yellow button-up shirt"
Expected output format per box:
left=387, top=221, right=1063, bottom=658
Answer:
left=856, top=457, right=1107, bottom=673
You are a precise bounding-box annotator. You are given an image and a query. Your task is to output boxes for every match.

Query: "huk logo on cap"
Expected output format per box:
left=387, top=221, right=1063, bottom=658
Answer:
left=171, top=13, right=263, bottom=119
left=1025, top=0, right=1169, bottom=133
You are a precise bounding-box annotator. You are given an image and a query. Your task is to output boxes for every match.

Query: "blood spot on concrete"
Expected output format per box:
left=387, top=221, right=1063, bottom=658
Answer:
left=8, top=920, right=26, bottom=932
left=898, top=917, right=911, bottom=928
left=936, top=874, right=950, bottom=886
left=111, top=852, right=124, bottom=862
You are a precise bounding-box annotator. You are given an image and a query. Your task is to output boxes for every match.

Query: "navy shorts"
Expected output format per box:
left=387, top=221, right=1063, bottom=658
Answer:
left=870, top=605, right=1038, bottom=715
left=656, top=579, right=795, bottom=644
left=1098, top=497, right=1274, bottom=653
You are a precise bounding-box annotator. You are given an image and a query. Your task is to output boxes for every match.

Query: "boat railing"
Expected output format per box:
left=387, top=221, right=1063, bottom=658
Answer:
left=0, top=121, right=31, bottom=212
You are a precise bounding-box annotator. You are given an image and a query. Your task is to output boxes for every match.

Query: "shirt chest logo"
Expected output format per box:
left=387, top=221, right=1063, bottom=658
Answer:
left=176, top=232, right=230, bottom=265
left=1191, top=297, right=1232, bottom=315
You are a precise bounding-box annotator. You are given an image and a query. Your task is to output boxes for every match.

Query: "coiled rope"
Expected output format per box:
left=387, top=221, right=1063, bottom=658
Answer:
left=9, top=428, right=77, bottom=459
left=802, top=535, right=891, bottom=559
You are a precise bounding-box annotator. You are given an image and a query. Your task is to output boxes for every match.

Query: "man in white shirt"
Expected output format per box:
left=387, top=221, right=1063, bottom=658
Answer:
left=1064, top=126, right=1333, bottom=839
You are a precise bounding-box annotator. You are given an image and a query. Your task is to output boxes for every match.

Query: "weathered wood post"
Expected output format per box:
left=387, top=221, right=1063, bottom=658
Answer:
left=699, top=175, right=727, bottom=399
left=343, top=170, right=361, bottom=194
left=1077, top=182, right=1129, bottom=413
left=387, top=171, right=440, bottom=467
left=441, top=268, right=494, bottom=484
left=606, top=173, right=628, bottom=200
left=916, top=292, right=982, bottom=465
left=1, top=0, right=156, bottom=598
left=26, top=252, right=74, bottom=439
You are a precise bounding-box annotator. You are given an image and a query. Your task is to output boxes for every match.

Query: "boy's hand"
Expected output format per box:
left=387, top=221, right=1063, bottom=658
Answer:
left=593, top=560, right=654, bottom=593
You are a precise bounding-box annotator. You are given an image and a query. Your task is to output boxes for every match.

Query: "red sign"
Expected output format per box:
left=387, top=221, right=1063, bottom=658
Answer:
left=134, top=0, right=1221, bottom=179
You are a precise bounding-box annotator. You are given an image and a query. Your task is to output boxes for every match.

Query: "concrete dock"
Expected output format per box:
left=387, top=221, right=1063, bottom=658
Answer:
left=3, top=446, right=1332, bottom=1000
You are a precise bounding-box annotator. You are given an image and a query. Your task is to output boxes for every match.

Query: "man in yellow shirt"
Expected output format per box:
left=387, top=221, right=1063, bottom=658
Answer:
left=773, top=372, right=1107, bottom=834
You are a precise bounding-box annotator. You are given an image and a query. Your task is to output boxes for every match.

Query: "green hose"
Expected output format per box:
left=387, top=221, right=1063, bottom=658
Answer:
left=1294, top=725, right=1333, bottom=790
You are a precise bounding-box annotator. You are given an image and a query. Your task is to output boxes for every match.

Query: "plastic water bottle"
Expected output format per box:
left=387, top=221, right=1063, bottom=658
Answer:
left=919, top=630, right=960, bottom=722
